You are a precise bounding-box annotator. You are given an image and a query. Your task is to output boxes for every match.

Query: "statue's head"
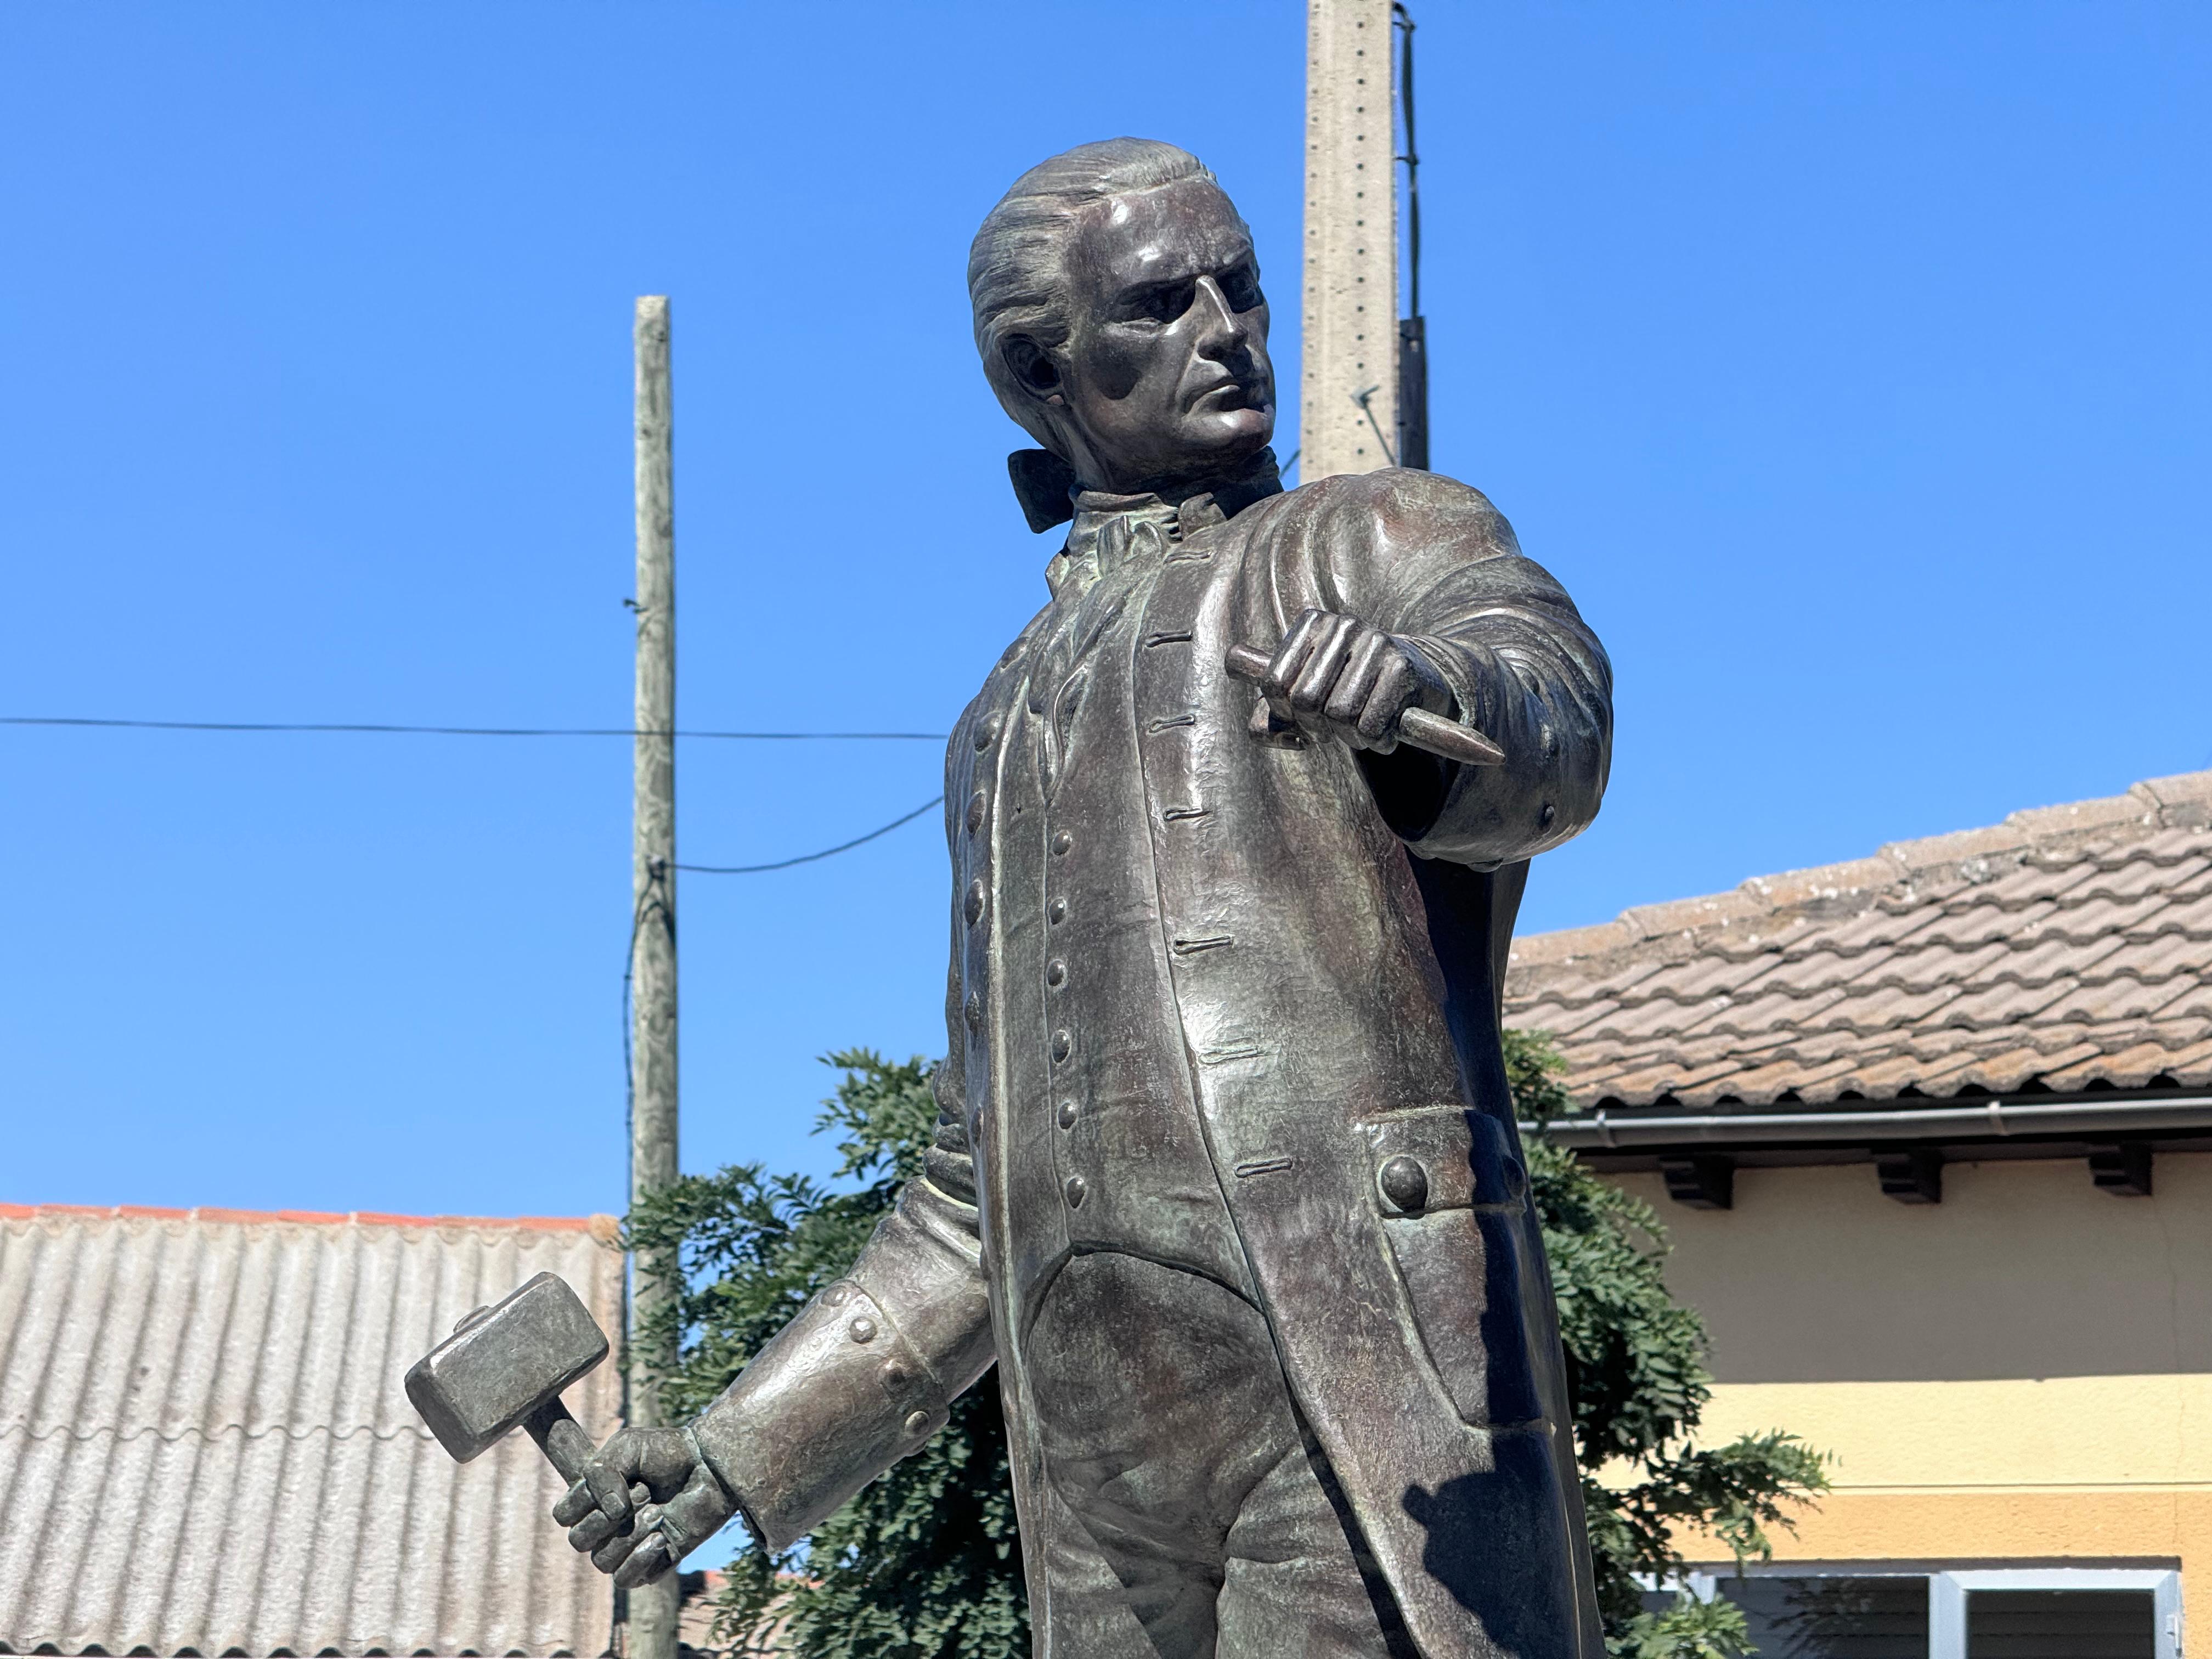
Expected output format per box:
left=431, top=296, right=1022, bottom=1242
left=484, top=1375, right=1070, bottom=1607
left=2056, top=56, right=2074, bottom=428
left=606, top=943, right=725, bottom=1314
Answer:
left=970, top=138, right=1274, bottom=497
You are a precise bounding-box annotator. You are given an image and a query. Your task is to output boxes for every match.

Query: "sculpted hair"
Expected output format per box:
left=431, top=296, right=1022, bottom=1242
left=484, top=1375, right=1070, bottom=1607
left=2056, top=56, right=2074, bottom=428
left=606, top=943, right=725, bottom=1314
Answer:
left=969, top=138, right=1221, bottom=448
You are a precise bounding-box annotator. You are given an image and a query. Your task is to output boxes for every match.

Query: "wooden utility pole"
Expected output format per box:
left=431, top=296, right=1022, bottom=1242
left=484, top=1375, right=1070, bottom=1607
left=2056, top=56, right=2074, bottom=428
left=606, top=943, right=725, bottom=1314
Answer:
left=627, top=294, right=681, bottom=1659
left=1303, top=0, right=1399, bottom=481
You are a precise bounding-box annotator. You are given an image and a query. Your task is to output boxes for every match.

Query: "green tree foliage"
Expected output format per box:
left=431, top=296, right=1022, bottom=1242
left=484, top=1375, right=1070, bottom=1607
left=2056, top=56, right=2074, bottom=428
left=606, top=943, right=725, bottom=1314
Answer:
left=630, top=1052, right=1024, bottom=1659
left=631, top=1038, right=1826, bottom=1658
left=1508, top=1028, right=1829, bottom=1656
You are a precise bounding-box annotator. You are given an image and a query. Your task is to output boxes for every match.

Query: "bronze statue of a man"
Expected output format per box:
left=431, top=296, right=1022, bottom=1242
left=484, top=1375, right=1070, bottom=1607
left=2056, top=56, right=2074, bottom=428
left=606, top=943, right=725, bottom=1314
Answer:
left=556, top=139, right=1612, bottom=1659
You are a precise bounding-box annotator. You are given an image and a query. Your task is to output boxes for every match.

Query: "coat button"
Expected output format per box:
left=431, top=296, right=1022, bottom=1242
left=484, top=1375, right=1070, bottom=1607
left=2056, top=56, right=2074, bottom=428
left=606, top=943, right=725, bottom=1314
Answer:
left=849, top=1317, right=878, bottom=1344
left=967, top=791, right=988, bottom=834
left=1052, top=830, right=1074, bottom=856
left=1063, top=1175, right=1087, bottom=1208
left=904, top=1409, right=932, bottom=1437
left=883, top=1361, right=910, bottom=1388
left=1057, top=1100, right=1078, bottom=1129
left=974, top=711, right=1002, bottom=752
left=1379, top=1156, right=1429, bottom=1213
left=964, top=879, right=988, bottom=927
left=1046, top=959, right=1067, bottom=988
left=1048, top=896, right=1068, bottom=925
left=1051, top=1030, right=1072, bottom=1063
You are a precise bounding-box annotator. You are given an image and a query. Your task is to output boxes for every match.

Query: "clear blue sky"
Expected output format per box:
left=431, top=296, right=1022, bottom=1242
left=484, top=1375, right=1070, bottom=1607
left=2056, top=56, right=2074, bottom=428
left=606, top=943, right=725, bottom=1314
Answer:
left=4, top=2, right=2206, bottom=1217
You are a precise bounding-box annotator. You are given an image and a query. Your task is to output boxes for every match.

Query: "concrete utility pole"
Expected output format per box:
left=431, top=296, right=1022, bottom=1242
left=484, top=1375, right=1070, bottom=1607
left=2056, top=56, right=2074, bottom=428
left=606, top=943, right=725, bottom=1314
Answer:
left=627, top=294, right=681, bottom=1659
left=1302, top=0, right=1399, bottom=482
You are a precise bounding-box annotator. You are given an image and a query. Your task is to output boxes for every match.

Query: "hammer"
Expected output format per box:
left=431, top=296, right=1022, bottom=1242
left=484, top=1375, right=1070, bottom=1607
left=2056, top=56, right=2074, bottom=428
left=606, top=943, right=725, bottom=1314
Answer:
left=405, top=1271, right=651, bottom=1521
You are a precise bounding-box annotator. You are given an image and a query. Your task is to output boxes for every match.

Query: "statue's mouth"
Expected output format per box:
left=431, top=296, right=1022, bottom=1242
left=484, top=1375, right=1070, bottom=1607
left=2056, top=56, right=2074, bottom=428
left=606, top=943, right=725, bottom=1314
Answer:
left=1189, top=379, right=1262, bottom=414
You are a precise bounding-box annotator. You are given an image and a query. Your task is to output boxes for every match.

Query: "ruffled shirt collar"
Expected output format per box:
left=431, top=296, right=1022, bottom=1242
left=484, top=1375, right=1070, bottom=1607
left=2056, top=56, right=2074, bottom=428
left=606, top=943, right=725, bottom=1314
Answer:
left=1046, top=449, right=1284, bottom=599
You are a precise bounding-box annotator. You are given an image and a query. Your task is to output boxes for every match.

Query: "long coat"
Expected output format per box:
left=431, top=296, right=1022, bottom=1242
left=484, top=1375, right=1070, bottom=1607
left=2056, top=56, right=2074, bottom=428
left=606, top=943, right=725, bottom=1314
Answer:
left=690, top=466, right=1613, bottom=1659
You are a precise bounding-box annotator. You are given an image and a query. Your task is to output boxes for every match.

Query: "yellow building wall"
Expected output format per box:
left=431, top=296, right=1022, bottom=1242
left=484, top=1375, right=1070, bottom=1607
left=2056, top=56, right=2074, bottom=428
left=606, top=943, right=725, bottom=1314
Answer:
left=1609, top=1153, right=2212, bottom=1568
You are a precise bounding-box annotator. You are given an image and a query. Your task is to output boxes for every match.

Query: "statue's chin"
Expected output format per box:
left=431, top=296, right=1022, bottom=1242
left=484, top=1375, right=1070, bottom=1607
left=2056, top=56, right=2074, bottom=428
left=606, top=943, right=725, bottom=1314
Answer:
left=1075, top=409, right=1276, bottom=496
left=1173, top=411, right=1276, bottom=476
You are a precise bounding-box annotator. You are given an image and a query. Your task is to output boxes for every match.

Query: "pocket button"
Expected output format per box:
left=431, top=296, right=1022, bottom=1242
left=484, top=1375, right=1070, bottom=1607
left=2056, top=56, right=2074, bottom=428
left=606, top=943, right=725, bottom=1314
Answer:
left=1379, top=1155, right=1429, bottom=1214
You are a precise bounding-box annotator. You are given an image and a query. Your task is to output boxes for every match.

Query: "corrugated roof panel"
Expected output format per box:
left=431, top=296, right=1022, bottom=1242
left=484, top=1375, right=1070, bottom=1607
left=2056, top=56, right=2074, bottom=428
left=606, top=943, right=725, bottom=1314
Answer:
left=0, top=1205, right=624, bottom=1657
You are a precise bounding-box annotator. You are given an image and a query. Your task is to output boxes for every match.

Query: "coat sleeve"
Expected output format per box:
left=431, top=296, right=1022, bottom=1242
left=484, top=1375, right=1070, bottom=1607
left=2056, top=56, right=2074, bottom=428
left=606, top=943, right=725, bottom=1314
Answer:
left=1259, top=469, right=1613, bottom=870
left=689, top=806, right=996, bottom=1554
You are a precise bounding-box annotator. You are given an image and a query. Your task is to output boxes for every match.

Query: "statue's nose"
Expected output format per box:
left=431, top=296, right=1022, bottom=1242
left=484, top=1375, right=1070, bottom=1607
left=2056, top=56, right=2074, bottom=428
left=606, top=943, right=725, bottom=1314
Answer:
left=1190, top=275, right=1246, bottom=353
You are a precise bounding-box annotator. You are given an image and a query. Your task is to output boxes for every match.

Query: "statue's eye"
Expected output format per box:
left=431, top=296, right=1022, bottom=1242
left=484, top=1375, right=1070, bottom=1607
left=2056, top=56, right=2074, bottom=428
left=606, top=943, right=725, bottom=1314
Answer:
left=1137, top=281, right=1194, bottom=324
left=1220, top=267, right=1263, bottom=312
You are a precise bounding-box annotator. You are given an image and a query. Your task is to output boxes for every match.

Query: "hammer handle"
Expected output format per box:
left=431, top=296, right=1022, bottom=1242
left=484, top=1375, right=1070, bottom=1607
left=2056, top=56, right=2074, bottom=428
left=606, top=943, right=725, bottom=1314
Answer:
left=527, top=1398, right=652, bottom=1515
left=1224, top=643, right=1506, bottom=767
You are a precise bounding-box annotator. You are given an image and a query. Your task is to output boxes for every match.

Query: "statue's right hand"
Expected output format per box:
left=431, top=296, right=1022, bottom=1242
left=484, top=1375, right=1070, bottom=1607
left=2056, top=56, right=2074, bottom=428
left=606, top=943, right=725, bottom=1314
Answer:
left=552, top=1425, right=737, bottom=1589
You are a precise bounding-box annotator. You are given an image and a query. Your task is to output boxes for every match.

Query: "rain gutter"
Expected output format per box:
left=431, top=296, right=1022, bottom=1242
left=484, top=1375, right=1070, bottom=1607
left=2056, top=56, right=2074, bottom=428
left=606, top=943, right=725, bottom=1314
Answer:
left=1522, top=1093, right=2212, bottom=1152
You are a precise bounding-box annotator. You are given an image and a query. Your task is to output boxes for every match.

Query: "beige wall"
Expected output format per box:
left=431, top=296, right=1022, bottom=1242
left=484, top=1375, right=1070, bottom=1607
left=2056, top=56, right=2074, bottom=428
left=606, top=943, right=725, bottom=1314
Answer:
left=1612, top=1154, right=2212, bottom=1564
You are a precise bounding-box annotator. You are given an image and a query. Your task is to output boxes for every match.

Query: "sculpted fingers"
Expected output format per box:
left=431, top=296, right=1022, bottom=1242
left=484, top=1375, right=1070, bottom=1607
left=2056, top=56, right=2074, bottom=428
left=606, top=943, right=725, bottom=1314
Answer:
left=1327, top=629, right=1396, bottom=738
left=565, top=1498, right=620, bottom=1555
left=591, top=1525, right=644, bottom=1577
left=552, top=1477, right=597, bottom=1530
left=554, top=1424, right=721, bottom=1579
left=552, top=1426, right=670, bottom=1562
left=1249, top=611, right=1448, bottom=752
left=1355, top=648, right=1419, bottom=748
left=612, top=1531, right=674, bottom=1590
left=1286, top=613, right=1359, bottom=716
left=658, top=1464, right=739, bottom=1559
left=583, top=1450, right=636, bottom=1529
left=1260, top=609, right=1326, bottom=704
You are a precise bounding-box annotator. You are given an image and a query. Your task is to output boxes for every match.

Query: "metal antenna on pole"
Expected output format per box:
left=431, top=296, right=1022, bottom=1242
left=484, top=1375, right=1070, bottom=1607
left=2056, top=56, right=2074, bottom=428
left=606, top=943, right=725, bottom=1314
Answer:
left=1392, top=2, right=1429, bottom=471
left=626, top=294, right=681, bottom=1659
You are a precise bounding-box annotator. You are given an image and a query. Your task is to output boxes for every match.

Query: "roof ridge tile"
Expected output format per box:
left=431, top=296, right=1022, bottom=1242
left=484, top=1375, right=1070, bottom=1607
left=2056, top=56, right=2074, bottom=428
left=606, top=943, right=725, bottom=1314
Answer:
left=1617, top=889, right=1773, bottom=941
left=1737, top=855, right=1900, bottom=914
left=1876, top=821, right=2033, bottom=879
left=2003, top=789, right=2160, bottom=850
left=2132, top=771, right=2212, bottom=830
left=1506, top=919, right=1639, bottom=968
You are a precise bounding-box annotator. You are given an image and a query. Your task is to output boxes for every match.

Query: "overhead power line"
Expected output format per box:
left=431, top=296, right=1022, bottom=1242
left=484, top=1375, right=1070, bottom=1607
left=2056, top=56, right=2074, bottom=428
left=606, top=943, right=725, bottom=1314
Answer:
left=678, top=795, right=943, bottom=874
left=4, top=710, right=946, bottom=873
left=0, top=715, right=945, bottom=741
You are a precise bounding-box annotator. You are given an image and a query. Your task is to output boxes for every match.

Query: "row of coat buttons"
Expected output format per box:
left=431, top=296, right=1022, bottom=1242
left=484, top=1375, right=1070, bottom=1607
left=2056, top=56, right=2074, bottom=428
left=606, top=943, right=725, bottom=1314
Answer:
left=1050, top=823, right=1076, bottom=1207
left=972, top=712, right=1084, bottom=1212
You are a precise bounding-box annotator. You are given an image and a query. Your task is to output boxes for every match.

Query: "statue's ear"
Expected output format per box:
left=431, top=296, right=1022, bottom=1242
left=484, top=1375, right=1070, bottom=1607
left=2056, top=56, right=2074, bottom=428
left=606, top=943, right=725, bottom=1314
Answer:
left=1008, top=449, right=1078, bottom=533
left=1002, top=337, right=1062, bottom=403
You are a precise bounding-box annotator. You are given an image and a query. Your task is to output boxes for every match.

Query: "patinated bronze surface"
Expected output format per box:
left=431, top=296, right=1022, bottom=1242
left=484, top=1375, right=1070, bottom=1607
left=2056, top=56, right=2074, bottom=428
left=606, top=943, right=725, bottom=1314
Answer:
left=554, top=139, right=1613, bottom=1659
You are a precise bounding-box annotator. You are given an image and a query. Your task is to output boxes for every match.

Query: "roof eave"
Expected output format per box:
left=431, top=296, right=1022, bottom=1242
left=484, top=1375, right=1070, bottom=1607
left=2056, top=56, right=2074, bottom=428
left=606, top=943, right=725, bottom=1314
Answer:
left=1526, top=1085, right=2212, bottom=1155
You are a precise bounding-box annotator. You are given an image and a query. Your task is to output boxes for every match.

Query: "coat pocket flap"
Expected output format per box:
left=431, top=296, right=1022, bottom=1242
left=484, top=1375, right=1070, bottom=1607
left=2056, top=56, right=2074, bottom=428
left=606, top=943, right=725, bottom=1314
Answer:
left=1354, top=1104, right=1527, bottom=1215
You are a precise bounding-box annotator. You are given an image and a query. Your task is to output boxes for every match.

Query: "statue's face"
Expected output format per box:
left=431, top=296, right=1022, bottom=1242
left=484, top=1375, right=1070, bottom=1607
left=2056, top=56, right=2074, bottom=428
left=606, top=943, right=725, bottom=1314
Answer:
left=1017, top=176, right=1275, bottom=494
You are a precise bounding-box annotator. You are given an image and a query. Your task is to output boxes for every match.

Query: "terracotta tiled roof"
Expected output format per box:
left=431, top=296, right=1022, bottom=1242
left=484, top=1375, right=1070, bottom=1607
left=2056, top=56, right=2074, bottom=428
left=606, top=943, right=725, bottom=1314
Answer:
left=1505, top=770, right=2212, bottom=1112
left=0, top=1204, right=625, bottom=1656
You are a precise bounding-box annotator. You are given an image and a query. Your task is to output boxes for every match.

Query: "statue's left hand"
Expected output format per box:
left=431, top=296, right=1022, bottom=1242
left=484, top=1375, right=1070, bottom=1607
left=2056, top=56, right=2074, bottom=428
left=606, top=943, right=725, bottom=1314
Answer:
left=552, top=1424, right=737, bottom=1589
left=1250, top=608, right=1454, bottom=753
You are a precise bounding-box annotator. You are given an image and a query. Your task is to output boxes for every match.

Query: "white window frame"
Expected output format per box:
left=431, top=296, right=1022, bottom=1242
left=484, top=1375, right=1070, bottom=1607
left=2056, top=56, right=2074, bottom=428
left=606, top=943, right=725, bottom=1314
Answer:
left=1931, top=1567, right=2181, bottom=1659
left=1652, top=1565, right=2181, bottom=1658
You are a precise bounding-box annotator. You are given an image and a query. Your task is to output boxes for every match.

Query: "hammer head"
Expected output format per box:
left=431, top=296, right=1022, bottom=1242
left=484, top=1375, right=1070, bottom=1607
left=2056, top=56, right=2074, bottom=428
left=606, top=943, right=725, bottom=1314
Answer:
left=405, top=1272, right=608, bottom=1463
